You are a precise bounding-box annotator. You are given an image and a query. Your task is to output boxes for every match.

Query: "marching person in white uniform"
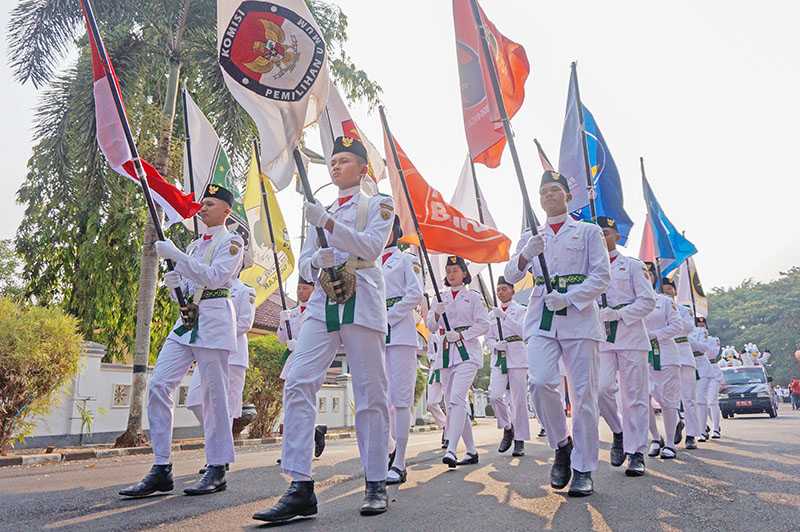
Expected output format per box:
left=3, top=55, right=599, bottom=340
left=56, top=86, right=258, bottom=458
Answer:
left=486, top=276, right=531, bottom=457
left=690, top=319, right=721, bottom=441
left=595, top=217, right=656, bottom=477
left=254, top=137, right=394, bottom=522
left=382, top=216, right=424, bottom=484
left=503, top=170, right=610, bottom=497
left=186, top=257, right=257, bottom=473
left=119, top=184, right=243, bottom=498
left=428, top=255, right=490, bottom=469
left=661, top=279, right=701, bottom=450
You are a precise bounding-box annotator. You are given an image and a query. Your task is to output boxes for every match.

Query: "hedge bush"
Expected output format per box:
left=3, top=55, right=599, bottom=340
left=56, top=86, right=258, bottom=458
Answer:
left=243, top=334, right=287, bottom=438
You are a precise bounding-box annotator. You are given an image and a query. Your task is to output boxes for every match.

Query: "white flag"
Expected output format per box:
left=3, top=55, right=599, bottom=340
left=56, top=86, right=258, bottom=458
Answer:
left=319, top=81, right=386, bottom=181
left=217, top=0, right=329, bottom=190
left=672, top=257, right=709, bottom=318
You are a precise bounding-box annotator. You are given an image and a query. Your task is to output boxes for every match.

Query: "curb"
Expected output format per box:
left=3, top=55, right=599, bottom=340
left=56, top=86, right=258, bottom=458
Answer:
left=1, top=425, right=439, bottom=468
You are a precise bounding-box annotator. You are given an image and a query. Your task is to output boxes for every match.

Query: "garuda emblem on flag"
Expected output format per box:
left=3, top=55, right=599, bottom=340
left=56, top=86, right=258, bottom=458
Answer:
left=219, top=1, right=326, bottom=101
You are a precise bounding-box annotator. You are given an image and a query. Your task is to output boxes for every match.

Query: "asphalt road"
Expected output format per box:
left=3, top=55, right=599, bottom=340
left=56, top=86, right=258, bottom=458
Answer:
left=1, top=405, right=798, bottom=532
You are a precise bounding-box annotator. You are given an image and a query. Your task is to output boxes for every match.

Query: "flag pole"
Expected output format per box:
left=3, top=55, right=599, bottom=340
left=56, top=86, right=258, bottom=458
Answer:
left=467, top=0, right=552, bottom=292
left=680, top=233, right=698, bottom=320
left=640, top=156, right=663, bottom=293
left=80, top=0, right=186, bottom=307
left=570, top=62, right=611, bottom=333
left=254, top=140, right=292, bottom=340
left=468, top=157, right=504, bottom=339
left=379, top=106, right=460, bottom=338
left=180, top=86, right=199, bottom=239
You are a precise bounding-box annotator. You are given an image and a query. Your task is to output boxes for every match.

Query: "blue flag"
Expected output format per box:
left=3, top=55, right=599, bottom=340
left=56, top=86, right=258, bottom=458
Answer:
left=559, top=67, right=633, bottom=244
left=641, top=175, right=697, bottom=276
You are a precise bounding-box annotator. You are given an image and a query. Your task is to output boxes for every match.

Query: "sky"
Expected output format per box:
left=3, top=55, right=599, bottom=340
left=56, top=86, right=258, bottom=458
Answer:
left=2, top=0, right=800, bottom=292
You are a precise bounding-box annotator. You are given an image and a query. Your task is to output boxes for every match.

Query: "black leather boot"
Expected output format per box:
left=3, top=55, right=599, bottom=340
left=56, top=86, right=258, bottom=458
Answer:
left=441, top=436, right=449, bottom=450
left=119, top=464, right=173, bottom=497
left=625, top=452, right=645, bottom=477
left=568, top=469, right=593, bottom=497
left=184, top=464, right=227, bottom=495
left=685, top=435, right=697, bottom=449
left=360, top=480, right=388, bottom=516
left=610, top=432, right=625, bottom=467
left=498, top=426, right=514, bottom=453
left=674, top=420, right=685, bottom=445
left=198, top=463, right=229, bottom=475
left=512, top=440, right=525, bottom=457
left=456, top=452, right=479, bottom=466
left=388, top=448, right=396, bottom=470
left=550, top=437, right=573, bottom=489
left=314, top=425, right=328, bottom=458
left=253, top=481, right=317, bottom=523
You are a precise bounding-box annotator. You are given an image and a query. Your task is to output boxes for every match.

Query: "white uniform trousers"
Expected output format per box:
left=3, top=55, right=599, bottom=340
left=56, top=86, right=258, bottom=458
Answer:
left=282, top=319, right=389, bottom=481
left=148, top=339, right=234, bottom=466
left=597, top=350, right=650, bottom=454
left=649, top=366, right=681, bottom=448
left=187, top=364, right=247, bottom=426
left=696, top=377, right=721, bottom=432
left=529, top=337, right=600, bottom=473
left=675, top=365, right=700, bottom=437
left=444, top=362, right=479, bottom=455
left=386, top=345, right=417, bottom=470
left=489, top=367, right=531, bottom=440
left=426, top=375, right=447, bottom=429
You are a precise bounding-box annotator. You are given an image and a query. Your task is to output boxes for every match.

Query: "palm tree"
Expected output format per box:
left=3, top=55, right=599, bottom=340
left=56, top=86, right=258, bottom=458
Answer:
left=8, top=0, right=380, bottom=447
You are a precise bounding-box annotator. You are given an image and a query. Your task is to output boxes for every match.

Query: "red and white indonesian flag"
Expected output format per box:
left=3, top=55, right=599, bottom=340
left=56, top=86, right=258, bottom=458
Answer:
left=81, top=4, right=200, bottom=227
left=217, top=0, right=330, bottom=190
left=320, top=81, right=386, bottom=181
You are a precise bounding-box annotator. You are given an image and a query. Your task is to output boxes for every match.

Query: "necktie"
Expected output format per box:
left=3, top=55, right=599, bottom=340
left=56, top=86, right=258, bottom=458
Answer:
left=338, top=195, right=352, bottom=206
left=550, top=222, right=564, bottom=234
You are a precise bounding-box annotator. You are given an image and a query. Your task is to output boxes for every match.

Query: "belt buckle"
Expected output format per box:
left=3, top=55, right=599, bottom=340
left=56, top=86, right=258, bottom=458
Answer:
left=558, top=277, right=567, bottom=290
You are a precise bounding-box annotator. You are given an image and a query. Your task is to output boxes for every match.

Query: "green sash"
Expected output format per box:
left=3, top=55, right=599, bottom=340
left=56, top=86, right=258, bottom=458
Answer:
left=279, top=347, right=291, bottom=368
left=172, top=288, right=231, bottom=342
left=605, top=303, right=629, bottom=343
left=428, top=369, right=441, bottom=385
left=648, top=338, right=661, bottom=371
left=674, top=336, right=688, bottom=344
left=442, top=326, right=470, bottom=368
left=325, top=293, right=356, bottom=332
left=385, top=296, right=402, bottom=343
left=537, top=274, right=587, bottom=331
left=493, top=336, right=522, bottom=374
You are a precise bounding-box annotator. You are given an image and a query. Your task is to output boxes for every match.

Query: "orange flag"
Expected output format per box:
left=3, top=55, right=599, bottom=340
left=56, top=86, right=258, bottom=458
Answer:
left=453, top=0, right=530, bottom=168
left=384, top=131, right=511, bottom=264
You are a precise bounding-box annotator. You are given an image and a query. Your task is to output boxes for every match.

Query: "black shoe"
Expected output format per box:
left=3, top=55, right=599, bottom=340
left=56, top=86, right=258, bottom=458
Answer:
left=441, top=438, right=449, bottom=450
left=184, top=465, right=227, bottom=495
left=498, top=426, right=514, bottom=453
left=568, top=470, right=593, bottom=497
left=388, top=449, right=396, bottom=470
left=456, top=452, right=479, bottom=466
left=625, top=453, right=645, bottom=477
left=647, top=438, right=664, bottom=457
left=442, top=451, right=457, bottom=469
left=360, top=480, right=388, bottom=516
left=685, top=436, right=697, bottom=450
left=314, top=425, right=327, bottom=458
left=386, top=466, right=407, bottom=485
left=198, top=463, right=229, bottom=475
left=119, top=464, right=174, bottom=497
left=610, top=432, right=625, bottom=467
left=512, top=440, right=525, bottom=457
left=674, top=420, right=684, bottom=445
left=254, top=481, right=317, bottom=523
left=550, top=437, right=573, bottom=489
left=538, top=427, right=547, bottom=438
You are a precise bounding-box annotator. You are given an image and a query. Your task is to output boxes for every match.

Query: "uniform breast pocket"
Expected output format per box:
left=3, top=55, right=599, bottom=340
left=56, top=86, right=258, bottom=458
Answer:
left=564, top=238, right=585, bottom=267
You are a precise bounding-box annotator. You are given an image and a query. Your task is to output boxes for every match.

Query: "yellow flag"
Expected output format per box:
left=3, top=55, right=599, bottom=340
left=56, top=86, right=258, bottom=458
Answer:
left=239, top=147, right=295, bottom=308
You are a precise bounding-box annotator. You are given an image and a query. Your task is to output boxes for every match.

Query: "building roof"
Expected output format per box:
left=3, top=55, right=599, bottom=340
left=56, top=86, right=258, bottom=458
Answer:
left=253, top=291, right=296, bottom=332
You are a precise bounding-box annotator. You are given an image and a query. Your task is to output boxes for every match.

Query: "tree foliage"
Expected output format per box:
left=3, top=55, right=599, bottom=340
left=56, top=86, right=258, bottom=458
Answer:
left=0, top=298, right=83, bottom=451
left=708, top=267, right=800, bottom=385
left=8, top=0, right=381, bottom=362
left=243, top=334, right=286, bottom=438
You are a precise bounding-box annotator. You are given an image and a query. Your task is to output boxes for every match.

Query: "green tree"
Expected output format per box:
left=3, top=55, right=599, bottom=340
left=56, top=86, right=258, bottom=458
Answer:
left=243, top=334, right=286, bottom=438
left=8, top=0, right=380, bottom=446
left=0, top=239, right=23, bottom=299
left=708, top=267, right=800, bottom=385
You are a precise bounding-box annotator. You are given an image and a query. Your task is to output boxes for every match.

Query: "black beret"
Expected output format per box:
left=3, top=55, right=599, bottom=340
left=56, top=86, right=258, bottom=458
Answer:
left=661, top=277, right=675, bottom=287
left=203, top=183, right=234, bottom=207
left=298, top=276, right=314, bottom=286
left=540, top=170, right=569, bottom=192
left=597, top=216, right=617, bottom=230
left=497, top=276, right=514, bottom=289
left=444, top=255, right=472, bottom=286
left=332, top=136, right=368, bottom=161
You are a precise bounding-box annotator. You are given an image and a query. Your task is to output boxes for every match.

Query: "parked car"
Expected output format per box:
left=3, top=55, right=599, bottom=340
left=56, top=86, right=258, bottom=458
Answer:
left=719, top=365, right=779, bottom=418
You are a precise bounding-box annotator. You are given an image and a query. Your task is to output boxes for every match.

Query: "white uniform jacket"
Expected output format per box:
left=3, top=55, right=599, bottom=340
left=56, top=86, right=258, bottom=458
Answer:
left=167, top=224, right=244, bottom=352
left=277, top=304, right=309, bottom=344
left=229, top=280, right=256, bottom=367
left=426, top=287, right=490, bottom=368
left=644, top=294, right=684, bottom=367
left=484, top=300, right=528, bottom=370
left=504, top=216, right=610, bottom=341
left=673, top=304, right=697, bottom=367
left=689, top=327, right=717, bottom=379
left=382, top=246, right=424, bottom=347
left=298, top=192, right=394, bottom=334
left=600, top=252, right=656, bottom=352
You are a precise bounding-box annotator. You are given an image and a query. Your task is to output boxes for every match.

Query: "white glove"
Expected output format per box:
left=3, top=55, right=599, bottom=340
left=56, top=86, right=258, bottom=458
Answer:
left=163, top=270, right=183, bottom=289
left=489, top=307, right=504, bottom=320
left=445, top=330, right=462, bottom=343
left=155, top=239, right=185, bottom=262
left=599, top=307, right=620, bottom=322
left=544, top=291, right=569, bottom=312
left=311, top=247, right=337, bottom=269
left=279, top=309, right=292, bottom=323
left=431, top=301, right=447, bottom=315
left=304, top=200, right=331, bottom=228
left=494, top=340, right=508, bottom=352
left=287, top=339, right=297, bottom=352
left=521, top=234, right=545, bottom=260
